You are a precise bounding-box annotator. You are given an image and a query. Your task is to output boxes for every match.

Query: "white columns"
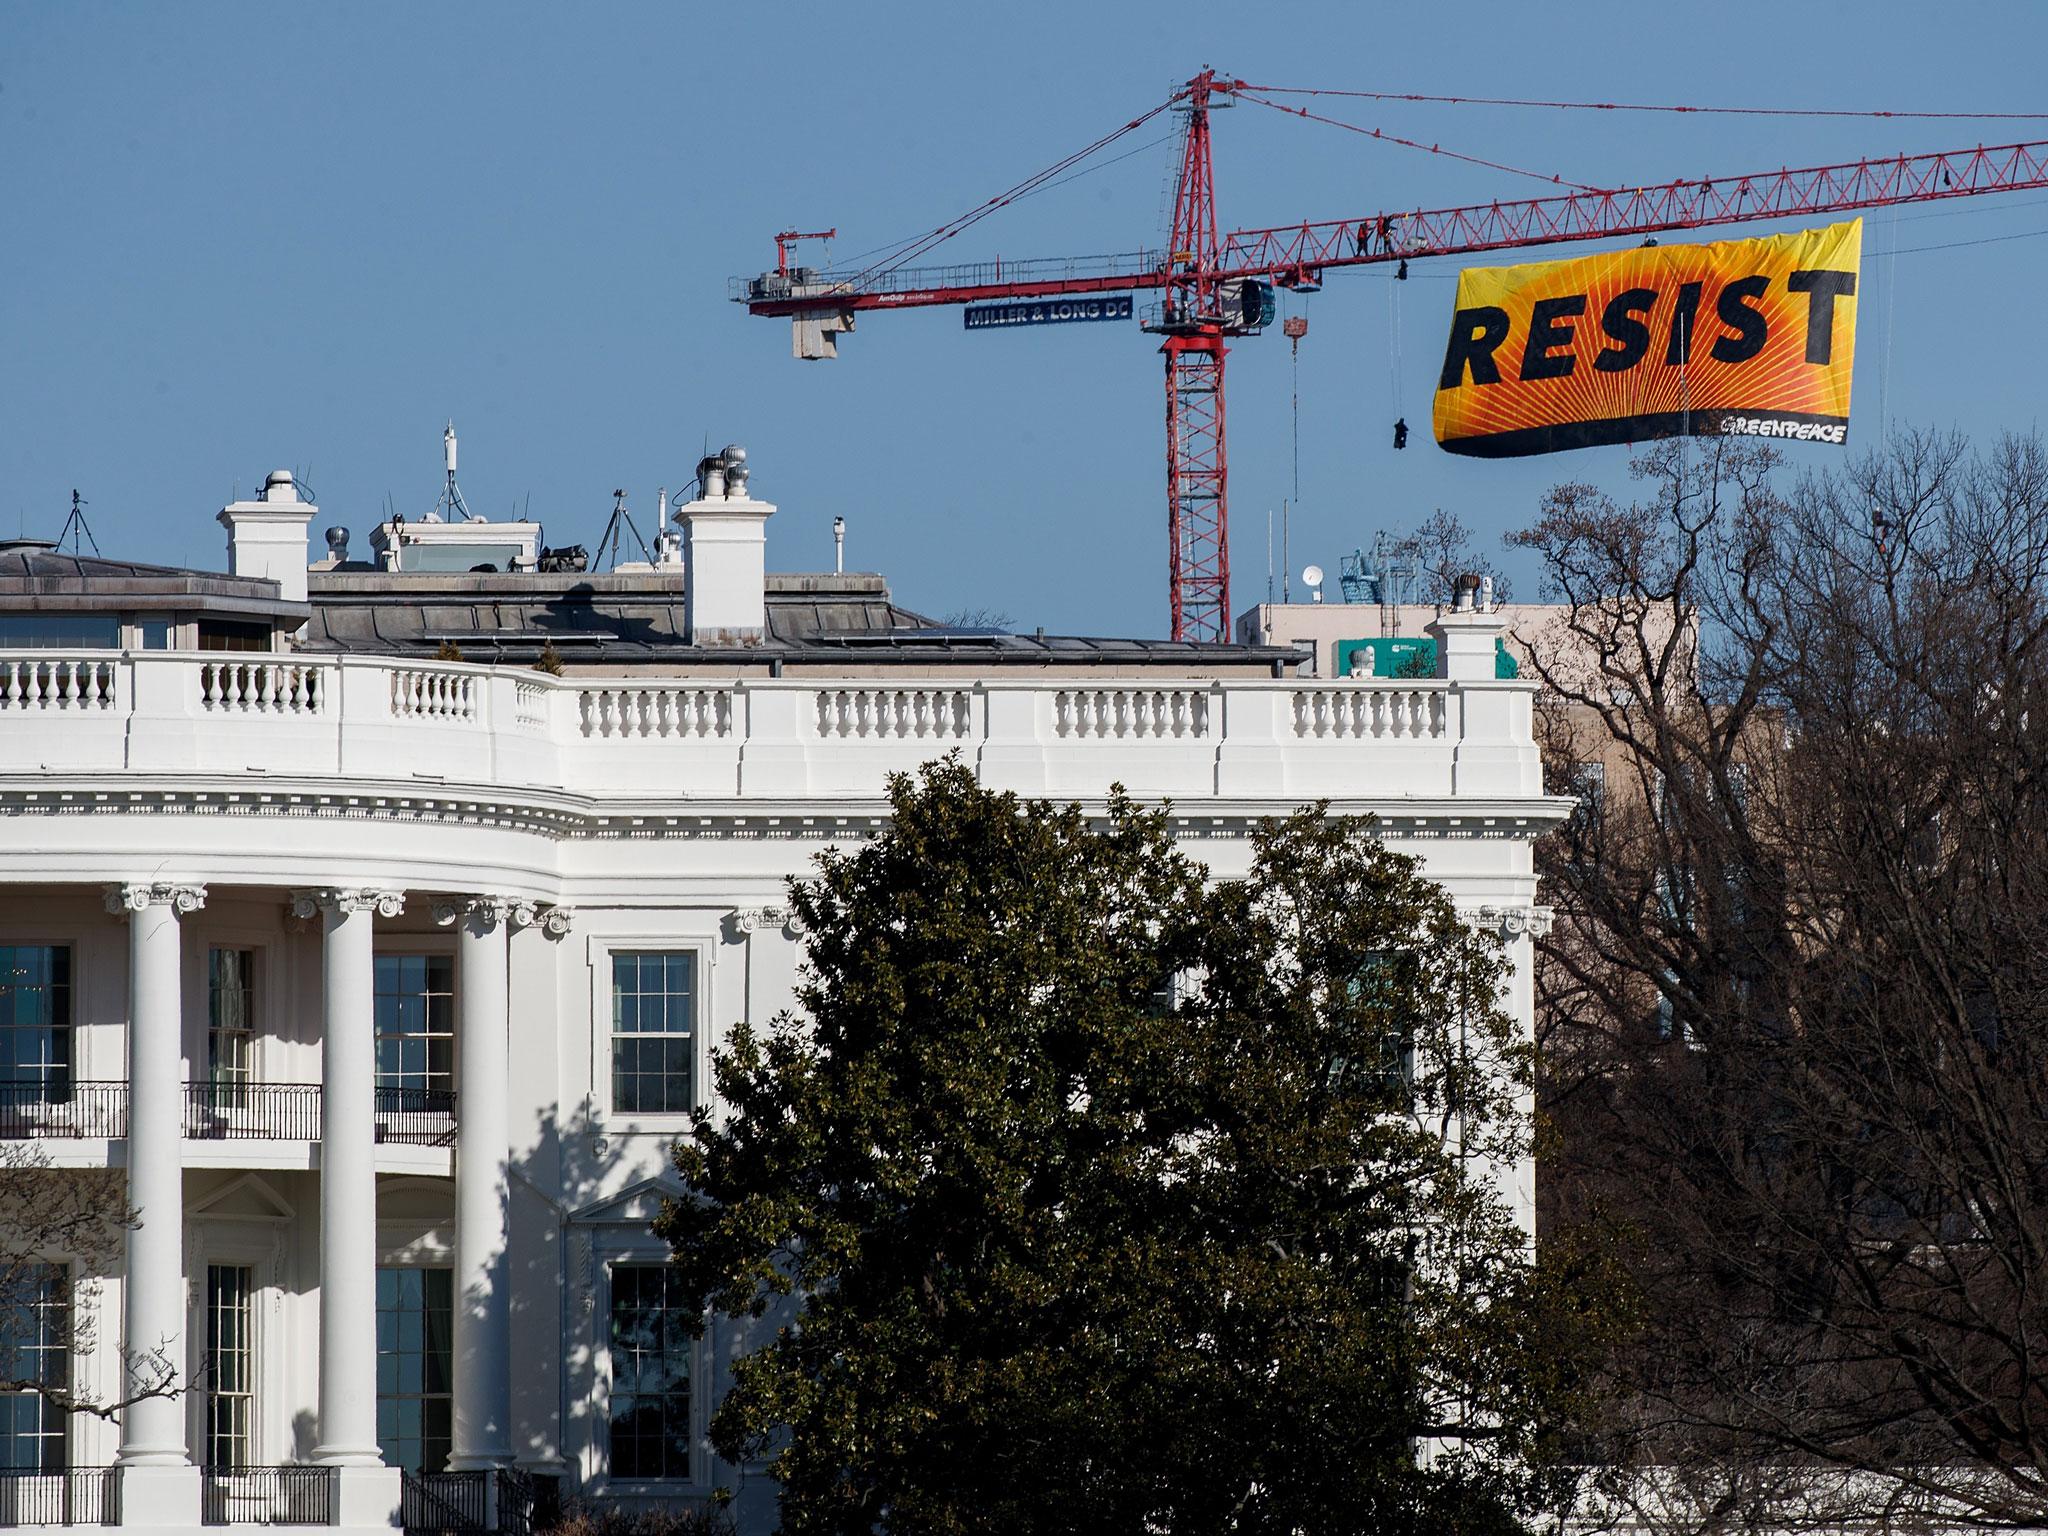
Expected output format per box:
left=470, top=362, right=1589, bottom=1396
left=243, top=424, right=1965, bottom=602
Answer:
left=439, top=896, right=513, bottom=1470
left=106, top=881, right=204, bottom=1530
left=104, top=882, right=204, bottom=1468
left=294, top=886, right=403, bottom=1468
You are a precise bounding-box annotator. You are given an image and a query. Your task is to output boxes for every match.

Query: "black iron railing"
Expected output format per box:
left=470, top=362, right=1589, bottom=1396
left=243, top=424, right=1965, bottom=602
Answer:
left=200, top=1467, right=332, bottom=1526
left=0, top=1081, right=460, bottom=1148
left=182, top=1083, right=323, bottom=1141
left=401, top=1469, right=484, bottom=1533
left=496, top=1467, right=535, bottom=1536
left=0, top=1083, right=127, bottom=1141
left=0, top=1468, right=118, bottom=1527
left=400, top=1467, right=536, bottom=1536
left=375, top=1086, right=458, bottom=1147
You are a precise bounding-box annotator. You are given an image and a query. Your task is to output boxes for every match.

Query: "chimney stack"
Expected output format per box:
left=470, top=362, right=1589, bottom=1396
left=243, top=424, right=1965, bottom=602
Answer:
left=217, top=470, right=315, bottom=603
left=680, top=446, right=771, bottom=643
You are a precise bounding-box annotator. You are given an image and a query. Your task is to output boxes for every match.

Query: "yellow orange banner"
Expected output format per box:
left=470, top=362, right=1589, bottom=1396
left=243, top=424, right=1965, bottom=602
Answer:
left=1433, top=220, right=1860, bottom=457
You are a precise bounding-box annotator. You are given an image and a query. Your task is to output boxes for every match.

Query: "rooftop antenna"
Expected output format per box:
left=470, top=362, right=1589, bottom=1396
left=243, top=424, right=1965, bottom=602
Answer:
left=58, top=490, right=101, bottom=558
left=432, top=420, right=474, bottom=522
left=593, top=488, right=652, bottom=571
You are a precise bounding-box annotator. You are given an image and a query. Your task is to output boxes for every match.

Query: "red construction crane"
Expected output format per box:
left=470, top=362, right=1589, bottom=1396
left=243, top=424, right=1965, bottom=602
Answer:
left=735, top=71, right=2048, bottom=641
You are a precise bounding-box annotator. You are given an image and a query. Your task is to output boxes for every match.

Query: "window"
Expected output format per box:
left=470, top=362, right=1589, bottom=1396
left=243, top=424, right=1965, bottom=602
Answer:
left=205, top=1266, right=253, bottom=1469
left=376, top=1268, right=451, bottom=1474
left=611, top=954, right=695, bottom=1115
left=207, top=949, right=255, bottom=1109
left=138, top=620, right=171, bottom=650
left=0, top=616, right=119, bottom=649
left=1347, top=950, right=1417, bottom=1095
left=0, top=1264, right=67, bottom=1471
left=608, top=1265, right=691, bottom=1480
left=196, top=620, right=268, bottom=653
left=1566, top=761, right=1606, bottom=814
left=0, top=948, right=71, bottom=1104
left=374, top=955, right=454, bottom=1103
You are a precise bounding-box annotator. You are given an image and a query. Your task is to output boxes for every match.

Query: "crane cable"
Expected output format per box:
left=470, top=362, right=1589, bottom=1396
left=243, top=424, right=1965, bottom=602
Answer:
left=1232, top=88, right=1596, bottom=189
left=1238, top=85, right=2048, bottom=121
left=851, top=96, right=1180, bottom=284
left=828, top=131, right=1176, bottom=273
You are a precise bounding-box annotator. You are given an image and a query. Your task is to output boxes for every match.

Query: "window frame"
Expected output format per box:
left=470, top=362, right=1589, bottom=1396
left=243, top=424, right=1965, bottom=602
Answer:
left=204, top=948, right=259, bottom=1110
left=373, top=1264, right=454, bottom=1475
left=585, top=1247, right=706, bottom=1494
left=0, top=616, right=121, bottom=650
left=202, top=1264, right=254, bottom=1470
left=372, top=948, right=458, bottom=1107
left=0, top=944, right=74, bottom=1105
left=601, top=1261, right=696, bottom=1484
left=0, top=1262, right=69, bottom=1473
left=606, top=952, right=700, bottom=1120
left=586, top=933, right=714, bottom=1132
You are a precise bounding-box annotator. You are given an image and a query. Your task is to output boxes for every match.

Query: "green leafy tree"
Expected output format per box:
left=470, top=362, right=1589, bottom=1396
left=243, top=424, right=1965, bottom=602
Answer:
left=660, top=760, right=1594, bottom=1536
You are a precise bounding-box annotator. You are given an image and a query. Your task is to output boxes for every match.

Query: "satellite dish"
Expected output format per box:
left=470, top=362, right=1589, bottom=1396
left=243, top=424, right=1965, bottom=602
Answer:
left=1302, top=564, right=1324, bottom=588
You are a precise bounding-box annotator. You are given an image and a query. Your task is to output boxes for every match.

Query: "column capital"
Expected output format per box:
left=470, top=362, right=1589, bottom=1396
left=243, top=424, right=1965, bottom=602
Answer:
left=290, top=887, right=405, bottom=921
left=509, top=901, right=574, bottom=937
left=728, top=905, right=798, bottom=939
left=104, top=882, right=207, bottom=917
left=1470, top=903, right=1555, bottom=941
left=432, top=896, right=513, bottom=931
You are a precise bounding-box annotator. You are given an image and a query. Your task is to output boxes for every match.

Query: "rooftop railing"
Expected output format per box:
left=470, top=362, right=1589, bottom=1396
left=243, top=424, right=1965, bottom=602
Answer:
left=0, top=647, right=1544, bottom=805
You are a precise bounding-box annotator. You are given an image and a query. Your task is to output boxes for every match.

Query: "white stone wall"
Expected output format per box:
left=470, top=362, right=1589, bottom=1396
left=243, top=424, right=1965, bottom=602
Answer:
left=0, top=646, right=1564, bottom=1529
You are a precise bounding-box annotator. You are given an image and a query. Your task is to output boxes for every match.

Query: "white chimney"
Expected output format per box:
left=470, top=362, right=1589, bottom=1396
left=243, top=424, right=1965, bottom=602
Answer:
left=680, top=446, right=771, bottom=642
left=217, top=469, right=315, bottom=603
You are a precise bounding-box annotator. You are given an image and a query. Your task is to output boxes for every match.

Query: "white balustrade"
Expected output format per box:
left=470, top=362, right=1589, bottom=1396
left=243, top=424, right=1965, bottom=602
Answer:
left=1055, top=687, right=1211, bottom=740
left=514, top=682, right=548, bottom=731
left=199, top=660, right=328, bottom=713
left=390, top=668, right=477, bottom=722
left=1292, top=685, right=1446, bottom=741
left=815, top=687, right=972, bottom=740
left=0, top=656, right=116, bottom=710
left=578, top=684, right=731, bottom=739
left=0, top=654, right=1534, bottom=803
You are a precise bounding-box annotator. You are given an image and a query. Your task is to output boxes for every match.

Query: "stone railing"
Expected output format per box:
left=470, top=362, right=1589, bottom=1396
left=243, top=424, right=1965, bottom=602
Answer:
left=578, top=682, right=732, bottom=740
left=0, top=656, right=118, bottom=711
left=1054, top=686, right=1210, bottom=740
left=816, top=686, right=973, bottom=741
left=199, top=658, right=331, bottom=714
left=0, top=651, right=1543, bottom=804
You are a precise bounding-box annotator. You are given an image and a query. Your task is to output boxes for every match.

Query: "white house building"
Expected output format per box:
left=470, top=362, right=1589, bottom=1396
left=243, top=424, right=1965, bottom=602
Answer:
left=0, top=452, right=1562, bottom=1533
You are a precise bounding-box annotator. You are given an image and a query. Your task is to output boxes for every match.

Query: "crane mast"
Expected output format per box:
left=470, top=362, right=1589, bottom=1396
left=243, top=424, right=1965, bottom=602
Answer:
left=734, top=77, right=2048, bottom=642
left=1155, top=72, right=1236, bottom=646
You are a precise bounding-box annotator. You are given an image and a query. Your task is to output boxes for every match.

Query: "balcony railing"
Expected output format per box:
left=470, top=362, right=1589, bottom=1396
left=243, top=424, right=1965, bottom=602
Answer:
left=0, top=1469, right=118, bottom=1527
left=200, top=1467, right=331, bottom=1527
left=0, top=1083, right=127, bottom=1141
left=0, top=651, right=1545, bottom=806
left=182, top=1083, right=321, bottom=1141
left=0, top=1083, right=459, bottom=1148
left=374, top=1086, right=458, bottom=1147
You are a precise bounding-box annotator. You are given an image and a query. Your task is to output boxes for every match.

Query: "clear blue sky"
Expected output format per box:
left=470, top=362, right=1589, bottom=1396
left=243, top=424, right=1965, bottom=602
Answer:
left=5, top=2, right=2045, bottom=635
